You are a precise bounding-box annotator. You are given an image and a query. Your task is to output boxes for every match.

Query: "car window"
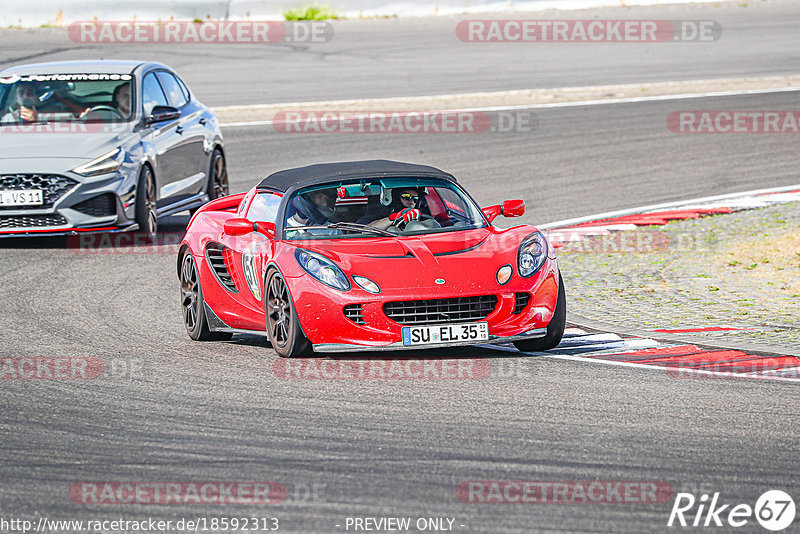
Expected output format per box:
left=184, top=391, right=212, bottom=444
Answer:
left=142, top=73, right=168, bottom=116
left=247, top=192, right=282, bottom=223
left=155, top=71, right=189, bottom=108
left=175, top=75, right=191, bottom=102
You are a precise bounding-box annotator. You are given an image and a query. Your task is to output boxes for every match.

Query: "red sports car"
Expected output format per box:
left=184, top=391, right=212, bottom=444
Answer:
left=178, top=160, right=565, bottom=357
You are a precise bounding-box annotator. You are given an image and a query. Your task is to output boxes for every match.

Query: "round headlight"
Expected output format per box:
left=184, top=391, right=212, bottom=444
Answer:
left=295, top=249, right=350, bottom=291
left=518, top=232, right=548, bottom=277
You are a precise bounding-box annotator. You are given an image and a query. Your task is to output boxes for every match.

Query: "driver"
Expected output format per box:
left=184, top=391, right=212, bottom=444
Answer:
left=369, top=188, right=423, bottom=230
left=112, top=82, right=131, bottom=118
left=3, top=82, right=39, bottom=123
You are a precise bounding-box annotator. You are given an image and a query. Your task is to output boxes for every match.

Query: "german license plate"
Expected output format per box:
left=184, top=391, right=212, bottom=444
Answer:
left=0, top=190, right=43, bottom=206
left=402, top=322, right=489, bottom=346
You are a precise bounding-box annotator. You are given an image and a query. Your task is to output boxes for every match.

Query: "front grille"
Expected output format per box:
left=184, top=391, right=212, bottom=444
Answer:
left=384, top=295, right=497, bottom=326
left=205, top=243, right=238, bottom=293
left=0, top=214, right=68, bottom=229
left=513, top=292, right=531, bottom=314
left=71, top=194, right=116, bottom=217
left=0, top=174, right=78, bottom=210
left=343, top=304, right=366, bottom=325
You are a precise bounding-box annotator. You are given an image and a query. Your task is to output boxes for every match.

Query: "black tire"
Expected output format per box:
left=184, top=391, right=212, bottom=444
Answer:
left=207, top=148, right=229, bottom=201
left=134, top=165, right=157, bottom=242
left=179, top=251, right=232, bottom=342
left=514, top=272, right=567, bottom=352
left=265, top=270, right=310, bottom=357
left=190, top=148, right=228, bottom=216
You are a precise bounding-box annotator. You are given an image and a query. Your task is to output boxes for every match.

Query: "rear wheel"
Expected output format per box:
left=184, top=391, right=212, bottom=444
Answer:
left=208, top=148, right=229, bottom=200
left=265, top=270, right=310, bottom=357
left=190, top=148, right=228, bottom=216
left=135, top=165, right=157, bottom=241
left=180, top=251, right=232, bottom=341
left=514, top=272, right=566, bottom=352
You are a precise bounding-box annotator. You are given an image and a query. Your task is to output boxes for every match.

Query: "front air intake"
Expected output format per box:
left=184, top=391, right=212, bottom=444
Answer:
left=383, top=296, right=497, bottom=326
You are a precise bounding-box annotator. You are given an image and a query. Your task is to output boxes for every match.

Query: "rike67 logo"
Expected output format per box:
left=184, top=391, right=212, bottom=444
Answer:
left=668, top=490, right=796, bottom=531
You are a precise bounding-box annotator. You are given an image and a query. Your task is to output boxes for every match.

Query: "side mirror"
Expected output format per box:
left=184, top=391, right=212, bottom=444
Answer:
left=223, top=218, right=256, bottom=236
left=482, top=199, right=526, bottom=223
left=223, top=218, right=275, bottom=238
left=502, top=199, right=525, bottom=217
left=146, top=105, right=181, bottom=124
left=254, top=221, right=275, bottom=238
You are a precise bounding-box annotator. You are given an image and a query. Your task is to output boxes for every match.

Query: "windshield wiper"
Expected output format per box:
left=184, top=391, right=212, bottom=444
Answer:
left=286, top=222, right=396, bottom=237
left=326, top=222, right=397, bottom=237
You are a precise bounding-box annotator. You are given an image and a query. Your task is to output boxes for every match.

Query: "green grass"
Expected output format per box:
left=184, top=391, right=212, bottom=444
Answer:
left=284, top=5, right=339, bottom=20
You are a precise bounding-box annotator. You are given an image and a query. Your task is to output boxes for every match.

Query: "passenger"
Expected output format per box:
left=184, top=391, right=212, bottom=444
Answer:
left=286, top=189, right=337, bottom=230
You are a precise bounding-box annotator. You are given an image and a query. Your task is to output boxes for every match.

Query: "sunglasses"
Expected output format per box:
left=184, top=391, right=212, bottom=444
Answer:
left=400, top=193, right=419, bottom=201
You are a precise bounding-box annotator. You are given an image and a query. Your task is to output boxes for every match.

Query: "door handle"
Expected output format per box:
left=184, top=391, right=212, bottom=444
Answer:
left=199, top=118, right=207, bottom=125
left=176, top=126, right=184, bottom=134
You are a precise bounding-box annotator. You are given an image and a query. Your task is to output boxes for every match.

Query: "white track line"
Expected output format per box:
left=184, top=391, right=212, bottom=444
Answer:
left=538, top=183, right=800, bottom=230
left=488, top=343, right=800, bottom=383
left=218, top=86, right=800, bottom=128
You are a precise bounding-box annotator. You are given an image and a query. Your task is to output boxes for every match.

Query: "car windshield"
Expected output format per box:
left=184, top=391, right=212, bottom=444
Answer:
left=0, top=74, right=134, bottom=124
left=283, top=177, right=486, bottom=240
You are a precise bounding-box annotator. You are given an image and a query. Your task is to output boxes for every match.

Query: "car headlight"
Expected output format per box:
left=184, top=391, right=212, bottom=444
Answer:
left=73, top=148, right=124, bottom=177
left=518, top=231, right=548, bottom=277
left=295, top=249, right=350, bottom=291
left=353, top=275, right=380, bottom=294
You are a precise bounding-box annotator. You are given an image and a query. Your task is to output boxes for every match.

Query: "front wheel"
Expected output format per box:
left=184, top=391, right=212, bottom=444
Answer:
left=514, top=272, right=566, bottom=352
left=265, top=270, right=310, bottom=357
left=135, top=165, right=157, bottom=241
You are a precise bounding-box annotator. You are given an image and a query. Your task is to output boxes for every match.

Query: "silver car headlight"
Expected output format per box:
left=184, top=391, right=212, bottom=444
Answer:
left=295, top=249, right=350, bottom=291
left=518, top=231, right=548, bottom=277
left=73, top=148, right=123, bottom=177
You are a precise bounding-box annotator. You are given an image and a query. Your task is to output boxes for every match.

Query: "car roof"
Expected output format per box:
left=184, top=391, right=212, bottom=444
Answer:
left=257, top=160, right=456, bottom=193
left=0, top=60, right=161, bottom=76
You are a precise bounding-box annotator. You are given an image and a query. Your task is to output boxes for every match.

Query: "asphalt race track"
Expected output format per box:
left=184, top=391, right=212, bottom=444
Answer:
left=1, top=2, right=799, bottom=532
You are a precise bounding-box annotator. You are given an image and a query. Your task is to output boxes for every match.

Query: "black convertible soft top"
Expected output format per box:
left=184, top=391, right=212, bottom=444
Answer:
left=256, top=160, right=456, bottom=193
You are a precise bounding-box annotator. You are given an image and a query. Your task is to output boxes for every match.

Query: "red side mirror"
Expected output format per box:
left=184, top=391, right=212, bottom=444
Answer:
left=254, top=221, right=275, bottom=238
left=482, top=199, right=526, bottom=223
left=482, top=205, right=503, bottom=223
left=223, top=218, right=256, bottom=236
left=502, top=199, right=525, bottom=217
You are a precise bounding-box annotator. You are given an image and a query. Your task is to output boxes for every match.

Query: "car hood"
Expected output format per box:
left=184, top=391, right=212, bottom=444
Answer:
left=298, top=228, right=513, bottom=290
left=0, top=125, right=135, bottom=161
